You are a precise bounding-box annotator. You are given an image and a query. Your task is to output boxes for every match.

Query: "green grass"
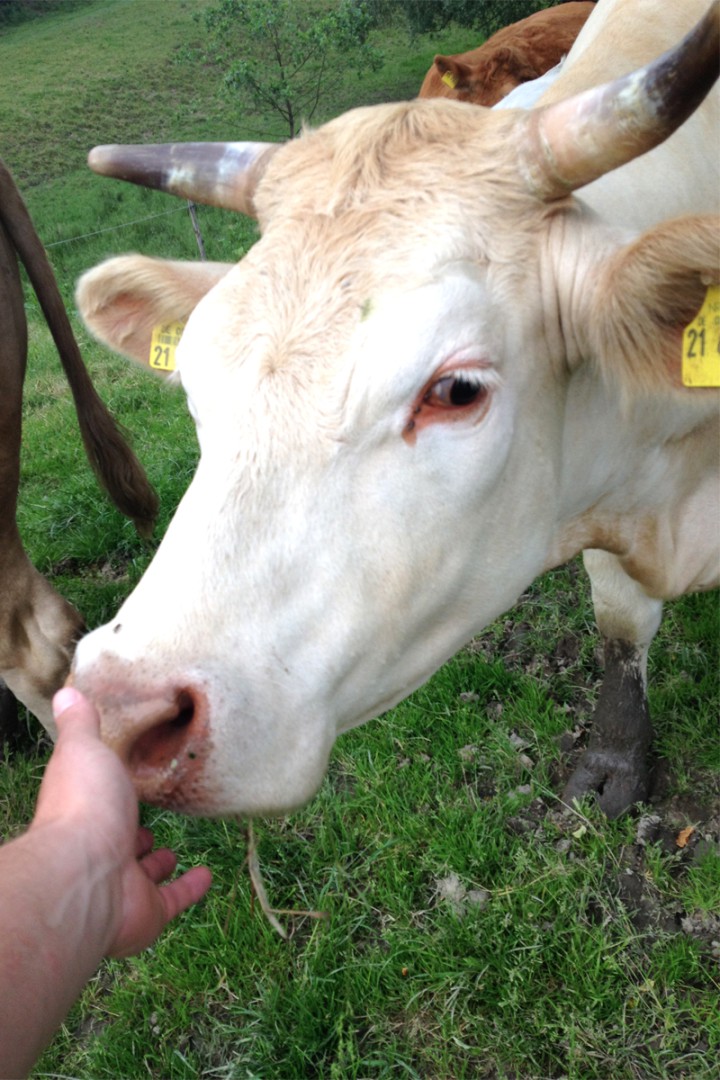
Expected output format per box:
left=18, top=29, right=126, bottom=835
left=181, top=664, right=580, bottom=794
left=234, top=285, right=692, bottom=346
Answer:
left=0, top=2, right=717, bottom=1077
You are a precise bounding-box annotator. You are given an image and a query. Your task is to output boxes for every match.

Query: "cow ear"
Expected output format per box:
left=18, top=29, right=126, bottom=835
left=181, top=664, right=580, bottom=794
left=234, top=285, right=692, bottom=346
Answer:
left=490, top=45, right=538, bottom=84
left=434, top=55, right=472, bottom=93
left=76, top=256, right=231, bottom=372
left=586, top=216, right=719, bottom=398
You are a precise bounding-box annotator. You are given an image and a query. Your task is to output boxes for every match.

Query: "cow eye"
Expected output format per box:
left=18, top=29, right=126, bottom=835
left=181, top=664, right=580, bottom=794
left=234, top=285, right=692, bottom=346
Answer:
left=404, top=365, right=494, bottom=440
left=424, top=372, right=488, bottom=408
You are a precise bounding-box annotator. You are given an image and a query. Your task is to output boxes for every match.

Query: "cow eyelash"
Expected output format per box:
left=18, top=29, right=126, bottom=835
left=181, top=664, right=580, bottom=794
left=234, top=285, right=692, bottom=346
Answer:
left=403, top=363, right=497, bottom=441
left=423, top=368, right=490, bottom=409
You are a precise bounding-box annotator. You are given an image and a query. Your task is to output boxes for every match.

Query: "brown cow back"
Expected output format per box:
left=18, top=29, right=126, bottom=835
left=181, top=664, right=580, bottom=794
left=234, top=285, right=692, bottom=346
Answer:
left=418, top=2, right=596, bottom=107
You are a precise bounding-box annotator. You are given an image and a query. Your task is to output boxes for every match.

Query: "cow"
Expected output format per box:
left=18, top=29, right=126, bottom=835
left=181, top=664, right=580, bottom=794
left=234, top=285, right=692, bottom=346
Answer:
left=0, top=159, right=158, bottom=739
left=70, top=0, right=718, bottom=822
left=418, top=1, right=595, bottom=107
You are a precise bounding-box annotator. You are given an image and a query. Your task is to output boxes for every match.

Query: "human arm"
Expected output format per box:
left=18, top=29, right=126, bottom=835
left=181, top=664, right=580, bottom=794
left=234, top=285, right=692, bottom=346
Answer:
left=0, top=688, right=212, bottom=1078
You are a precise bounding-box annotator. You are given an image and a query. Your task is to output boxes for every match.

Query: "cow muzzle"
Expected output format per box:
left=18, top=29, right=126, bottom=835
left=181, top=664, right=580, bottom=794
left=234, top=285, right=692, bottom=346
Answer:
left=74, top=664, right=213, bottom=811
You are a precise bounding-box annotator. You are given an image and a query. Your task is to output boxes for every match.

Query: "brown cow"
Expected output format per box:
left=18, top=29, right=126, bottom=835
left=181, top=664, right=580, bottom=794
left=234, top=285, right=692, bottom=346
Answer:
left=0, top=159, right=158, bottom=740
left=418, top=2, right=595, bottom=107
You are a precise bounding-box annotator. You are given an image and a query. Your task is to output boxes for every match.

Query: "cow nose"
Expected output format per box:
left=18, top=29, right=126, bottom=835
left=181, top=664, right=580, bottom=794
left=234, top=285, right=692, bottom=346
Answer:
left=92, top=682, right=211, bottom=809
left=127, top=689, right=196, bottom=775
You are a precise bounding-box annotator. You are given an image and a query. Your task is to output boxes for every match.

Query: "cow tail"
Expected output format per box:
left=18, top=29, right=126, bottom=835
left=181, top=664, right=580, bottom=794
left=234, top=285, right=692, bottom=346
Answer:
left=0, top=161, right=159, bottom=537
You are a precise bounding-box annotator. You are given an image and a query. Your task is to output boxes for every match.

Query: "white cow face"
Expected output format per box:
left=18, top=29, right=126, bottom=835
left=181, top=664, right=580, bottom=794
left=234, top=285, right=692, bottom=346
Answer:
left=73, top=132, right=569, bottom=816
left=73, top=33, right=719, bottom=814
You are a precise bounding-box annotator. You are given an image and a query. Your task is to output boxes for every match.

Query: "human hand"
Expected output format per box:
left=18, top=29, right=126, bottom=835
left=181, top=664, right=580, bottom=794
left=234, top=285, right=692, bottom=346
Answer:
left=32, top=687, right=212, bottom=958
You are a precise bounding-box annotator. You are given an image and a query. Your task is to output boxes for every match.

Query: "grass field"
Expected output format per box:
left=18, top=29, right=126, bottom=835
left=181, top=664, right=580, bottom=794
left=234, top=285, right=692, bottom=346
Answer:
left=1, top=2, right=718, bottom=1077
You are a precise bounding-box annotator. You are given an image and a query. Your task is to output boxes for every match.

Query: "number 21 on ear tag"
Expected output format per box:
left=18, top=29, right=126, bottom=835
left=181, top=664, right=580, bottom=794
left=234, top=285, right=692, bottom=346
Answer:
left=149, top=322, right=186, bottom=372
left=682, top=285, right=720, bottom=387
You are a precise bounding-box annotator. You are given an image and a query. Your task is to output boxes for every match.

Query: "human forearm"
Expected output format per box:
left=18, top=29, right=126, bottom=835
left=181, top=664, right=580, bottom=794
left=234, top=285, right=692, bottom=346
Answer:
left=0, top=688, right=212, bottom=1078
left=0, top=824, right=118, bottom=1078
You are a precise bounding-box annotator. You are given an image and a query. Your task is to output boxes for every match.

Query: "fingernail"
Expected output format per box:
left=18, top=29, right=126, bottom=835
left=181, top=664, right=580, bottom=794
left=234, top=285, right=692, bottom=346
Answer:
left=53, top=686, right=83, bottom=718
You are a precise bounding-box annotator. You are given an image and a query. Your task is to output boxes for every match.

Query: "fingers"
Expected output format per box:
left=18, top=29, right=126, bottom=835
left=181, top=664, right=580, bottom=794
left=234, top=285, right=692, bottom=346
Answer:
left=135, top=827, right=155, bottom=859
left=137, top=831, right=210, bottom=902
left=139, top=839, right=211, bottom=916
left=159, top=865, right=213, bottom=923
left=52, top=686, right=101, bottom=739
left=108, top=863, right=212, bottom=959
left=140, top=846, right=178, bottom=885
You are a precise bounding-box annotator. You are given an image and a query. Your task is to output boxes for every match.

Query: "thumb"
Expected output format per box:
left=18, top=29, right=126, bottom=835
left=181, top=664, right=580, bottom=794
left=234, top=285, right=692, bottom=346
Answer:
left=52, top=686, right=101, bottom=738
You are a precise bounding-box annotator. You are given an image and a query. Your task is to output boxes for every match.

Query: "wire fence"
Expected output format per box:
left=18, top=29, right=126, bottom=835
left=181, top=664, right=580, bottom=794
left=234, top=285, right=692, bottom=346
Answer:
left=44, top=205, right=188, bottom=248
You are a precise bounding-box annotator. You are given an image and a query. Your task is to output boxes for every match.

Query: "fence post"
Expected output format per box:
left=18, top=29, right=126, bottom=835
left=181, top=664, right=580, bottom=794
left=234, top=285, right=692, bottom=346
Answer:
left=187, top=201, right=207, bottom=260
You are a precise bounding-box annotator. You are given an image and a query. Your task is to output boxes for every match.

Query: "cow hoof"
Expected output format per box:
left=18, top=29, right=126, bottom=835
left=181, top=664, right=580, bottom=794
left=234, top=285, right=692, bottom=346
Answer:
left=0, top=683, right=31, bottom=756
left=562, top=750, right=649, bottom=819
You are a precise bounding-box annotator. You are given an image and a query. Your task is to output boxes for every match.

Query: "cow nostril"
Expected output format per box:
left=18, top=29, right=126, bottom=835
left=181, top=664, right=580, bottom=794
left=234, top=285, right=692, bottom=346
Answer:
left=128, top=690, right=196, bottom=775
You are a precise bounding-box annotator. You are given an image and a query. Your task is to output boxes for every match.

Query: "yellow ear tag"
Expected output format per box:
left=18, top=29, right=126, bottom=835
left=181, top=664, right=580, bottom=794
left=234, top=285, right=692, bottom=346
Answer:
left=441, top=70, right=458, bottom=89
left=682, top=285, right=720, bottom=387
left=149, top=321, right=186, bottom=372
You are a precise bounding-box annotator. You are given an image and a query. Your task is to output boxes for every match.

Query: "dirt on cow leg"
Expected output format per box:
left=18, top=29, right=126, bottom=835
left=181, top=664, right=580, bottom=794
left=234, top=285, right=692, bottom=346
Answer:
left=562, top=638, right=652, bottom=818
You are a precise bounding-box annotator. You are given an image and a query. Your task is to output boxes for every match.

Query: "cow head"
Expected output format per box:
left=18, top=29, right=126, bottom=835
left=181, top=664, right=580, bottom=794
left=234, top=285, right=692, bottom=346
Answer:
left=429, top=47, right=543, bottom=107
left=72, top=6, right=719, bottom=817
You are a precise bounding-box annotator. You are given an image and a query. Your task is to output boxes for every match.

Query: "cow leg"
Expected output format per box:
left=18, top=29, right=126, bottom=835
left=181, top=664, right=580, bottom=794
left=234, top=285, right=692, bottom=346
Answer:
left=0, top=680, right=42, bottom=755
left=563, top=549, right=663, bottom=818
left=0, top=679, right=20, bottom=742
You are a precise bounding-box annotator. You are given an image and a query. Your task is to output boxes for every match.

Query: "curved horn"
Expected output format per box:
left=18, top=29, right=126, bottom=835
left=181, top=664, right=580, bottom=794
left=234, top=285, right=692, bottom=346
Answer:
left=88, top=141, right=281, bottom=217
left=520, top=0, right=719, bottom=200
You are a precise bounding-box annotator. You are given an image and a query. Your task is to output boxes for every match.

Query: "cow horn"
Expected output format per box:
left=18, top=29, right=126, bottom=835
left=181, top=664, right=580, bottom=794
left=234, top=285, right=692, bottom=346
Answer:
left=520, top=0, right=719, bottom=200
left=88, top=141, right=281, bottom=216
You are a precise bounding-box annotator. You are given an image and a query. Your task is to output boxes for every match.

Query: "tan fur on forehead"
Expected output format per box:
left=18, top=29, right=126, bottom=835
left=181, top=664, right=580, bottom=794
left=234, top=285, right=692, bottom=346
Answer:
left=228, top=97, right=563, bottom=421
left=255, top=99, right=540, bottom=236
left=234, top=217, right=376, bottom=387
left=244, top=99, right=552, bottom=371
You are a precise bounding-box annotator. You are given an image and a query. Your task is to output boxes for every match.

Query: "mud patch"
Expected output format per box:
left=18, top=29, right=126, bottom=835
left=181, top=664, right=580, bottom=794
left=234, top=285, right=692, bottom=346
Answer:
left=50, top=553, right=137, bottom=583
left=498, top=784, right=720, bottom=958
left=465, top=572, right=718, bottom=957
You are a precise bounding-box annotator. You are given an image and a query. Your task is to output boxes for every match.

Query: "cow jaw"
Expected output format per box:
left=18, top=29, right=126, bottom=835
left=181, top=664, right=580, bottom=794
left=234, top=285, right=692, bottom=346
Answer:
left=72, top=262, right=561, bottom=817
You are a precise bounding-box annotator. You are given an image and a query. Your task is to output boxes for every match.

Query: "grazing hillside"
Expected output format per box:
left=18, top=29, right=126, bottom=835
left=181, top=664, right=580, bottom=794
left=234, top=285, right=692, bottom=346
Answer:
left=0, top=0, right=464, bottom=188
left=1, top=0, right=471, bottom=288
left=2, top=0, right=473, bottom=597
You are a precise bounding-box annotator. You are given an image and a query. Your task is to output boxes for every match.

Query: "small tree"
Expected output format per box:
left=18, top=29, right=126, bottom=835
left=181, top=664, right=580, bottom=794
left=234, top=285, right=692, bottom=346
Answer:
left=366, top=0, right=553, bottom=38
left=0, top=0, right=90, bottom=29
left=191, top=0, right=382, bottom=138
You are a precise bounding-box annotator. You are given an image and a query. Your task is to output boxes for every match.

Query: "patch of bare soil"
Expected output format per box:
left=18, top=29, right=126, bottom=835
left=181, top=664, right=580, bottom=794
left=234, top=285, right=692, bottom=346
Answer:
left=468, top=588, right=718, bottom=959
left=614, top=788, right=720, bottom=956
left=502, top=730, right=720, bottom=958
left=512, top=785, right=719, bottom=959
left=50, top=554, right=135, bottom=582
